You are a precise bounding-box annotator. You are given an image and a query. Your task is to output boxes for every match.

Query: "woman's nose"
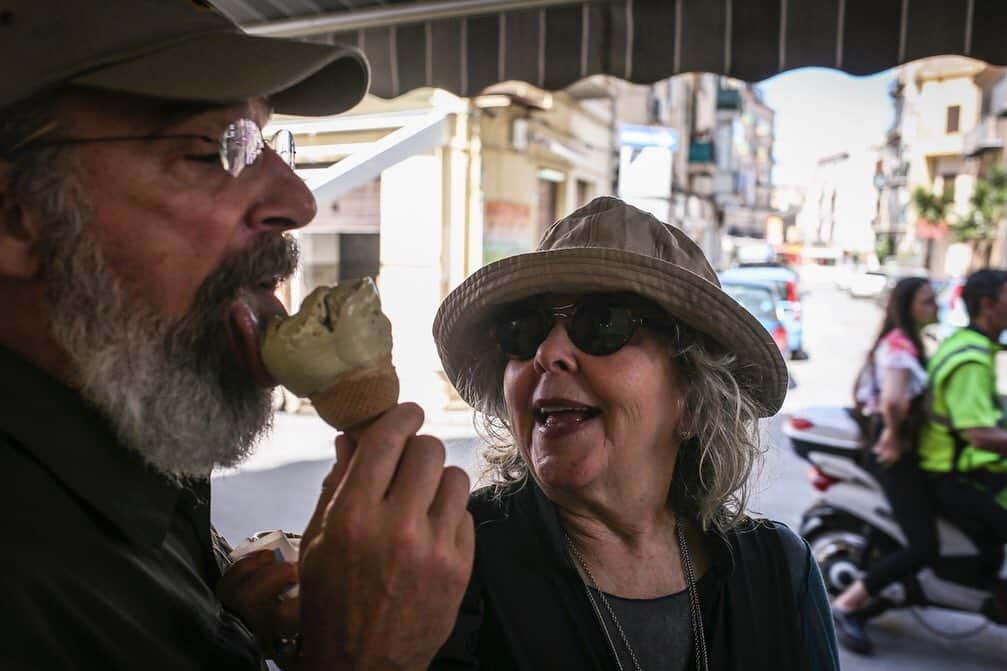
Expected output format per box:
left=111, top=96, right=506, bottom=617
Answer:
left=533, top=321, right=579, bottom=374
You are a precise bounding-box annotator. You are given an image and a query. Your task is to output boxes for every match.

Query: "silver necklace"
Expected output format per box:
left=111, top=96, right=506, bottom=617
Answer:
left=564, top=523, right=709, bottom=671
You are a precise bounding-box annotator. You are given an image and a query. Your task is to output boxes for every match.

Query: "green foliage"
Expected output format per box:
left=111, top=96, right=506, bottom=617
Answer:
left=875, top=235, right=894, bottom=262
left=951, top=166, right=1007, bottom=244
left=910, top=184, right=955, bottom=225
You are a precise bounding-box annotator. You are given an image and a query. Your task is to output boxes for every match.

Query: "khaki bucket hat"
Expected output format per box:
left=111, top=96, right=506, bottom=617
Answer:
left=433, top=196, right=788, bottom=418
left=1, top=0, right=369, bottom=116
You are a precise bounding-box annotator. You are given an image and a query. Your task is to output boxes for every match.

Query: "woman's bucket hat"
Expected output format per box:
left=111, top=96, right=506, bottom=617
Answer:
left=432, top=196, right=788, bottom=418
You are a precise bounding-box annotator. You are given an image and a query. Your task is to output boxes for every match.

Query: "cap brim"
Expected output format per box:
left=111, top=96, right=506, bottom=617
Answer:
left=72, top=33, right=369, bottom=117
left=433, top=248, right=788, bottom=418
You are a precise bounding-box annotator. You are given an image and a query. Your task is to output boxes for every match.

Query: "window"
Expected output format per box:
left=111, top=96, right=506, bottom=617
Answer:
left=536, top=178, right=560, bottom=234
left=946, top=105, right=961, bottom=134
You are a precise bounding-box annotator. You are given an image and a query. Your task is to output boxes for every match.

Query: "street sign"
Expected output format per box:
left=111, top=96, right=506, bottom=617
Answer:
left=619, top=124, right=679, bottom=151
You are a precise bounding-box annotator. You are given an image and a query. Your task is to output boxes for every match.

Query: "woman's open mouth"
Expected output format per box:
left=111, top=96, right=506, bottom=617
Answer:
left=534, top=400, right=601, bottom=436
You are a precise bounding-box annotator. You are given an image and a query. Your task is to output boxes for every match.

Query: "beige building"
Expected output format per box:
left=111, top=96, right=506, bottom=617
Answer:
left=890, top=57, right=991, bottom=274
left=960, top=68, right=1007, bottom=269
left=274, top=85, right=614, bottom=413
left=478, top=81, right=614, bottom=262
left=612, top=74, right=777, bottom=267
left=271, top=73, right=776, bottom=414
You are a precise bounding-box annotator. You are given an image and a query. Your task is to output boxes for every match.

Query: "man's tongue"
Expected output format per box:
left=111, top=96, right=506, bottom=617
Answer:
left=226, top=288, right=288, bottom=387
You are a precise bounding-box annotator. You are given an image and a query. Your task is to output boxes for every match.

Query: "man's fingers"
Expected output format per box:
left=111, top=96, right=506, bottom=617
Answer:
left=337, top=402, right=425, bottom=502
left=275, top=595, right=300, bottom=635
left=459, top=509, right=475, bottom=553
left=303, top=433, right=357, bottom=545
left=428, top=466, right=471, bottom=531
left=386, top=435, right=446, bottom=510
left=241, top=561, right=298, bottom=605
left=455, top=510, right=476, bottom=576
left=216, top=550, right=274, bottom=597
left=334, top=432, right=356, bottom=474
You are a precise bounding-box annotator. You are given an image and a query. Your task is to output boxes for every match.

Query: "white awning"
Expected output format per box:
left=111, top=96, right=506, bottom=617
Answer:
left=304, top=109, right=453, bottom=202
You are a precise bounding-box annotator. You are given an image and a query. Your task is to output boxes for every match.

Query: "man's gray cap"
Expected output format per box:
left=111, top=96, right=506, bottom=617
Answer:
left=0, top=0, right=370, bottom=116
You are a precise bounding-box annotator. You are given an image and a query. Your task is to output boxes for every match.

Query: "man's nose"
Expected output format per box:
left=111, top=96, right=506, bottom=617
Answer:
left=244, top=148, right=316, bottom=232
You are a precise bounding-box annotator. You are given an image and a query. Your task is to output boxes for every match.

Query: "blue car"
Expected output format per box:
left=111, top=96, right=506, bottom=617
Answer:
left=719, top=264, right=807, bottom=360
left=720, top=280, right=789, bottom=356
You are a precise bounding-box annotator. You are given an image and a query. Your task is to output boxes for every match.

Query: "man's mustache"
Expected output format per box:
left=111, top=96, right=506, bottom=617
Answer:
left=195, top=234, right=300, bottom=315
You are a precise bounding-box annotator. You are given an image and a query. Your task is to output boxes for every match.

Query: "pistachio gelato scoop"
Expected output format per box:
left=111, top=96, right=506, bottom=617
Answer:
left=261, top=278, right=393, bottom=397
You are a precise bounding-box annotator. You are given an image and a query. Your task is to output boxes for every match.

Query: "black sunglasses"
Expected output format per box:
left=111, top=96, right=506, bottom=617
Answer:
left=490, top=295, right=670, bottom=360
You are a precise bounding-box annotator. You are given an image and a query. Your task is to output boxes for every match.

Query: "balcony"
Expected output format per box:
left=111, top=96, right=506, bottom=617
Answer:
left=993, top=76, right=1007, bottom=117
left=688, top=141, right=714, bottom=164
left=963, top=116, right=1005, bottom=157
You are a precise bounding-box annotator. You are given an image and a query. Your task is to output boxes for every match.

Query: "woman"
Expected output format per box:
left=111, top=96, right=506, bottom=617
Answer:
left=431, top=197, right=837, bottom=671
left=832, top=277, right=940, bottom=654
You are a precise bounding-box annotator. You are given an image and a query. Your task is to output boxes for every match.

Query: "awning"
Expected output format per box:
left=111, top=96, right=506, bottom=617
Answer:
left=302, top=108, right=454, bottom=202
left=216, top=0, right=1007, bottom=98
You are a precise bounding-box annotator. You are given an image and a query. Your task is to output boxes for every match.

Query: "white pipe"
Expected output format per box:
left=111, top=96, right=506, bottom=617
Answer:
left=243, top=0, right=586, bottom=38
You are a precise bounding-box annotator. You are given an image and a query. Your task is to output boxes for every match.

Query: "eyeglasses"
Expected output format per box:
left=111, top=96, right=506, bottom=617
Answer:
left=6, top=118, right=295, bottom=178
left=490, top=295, right=670, bottom=360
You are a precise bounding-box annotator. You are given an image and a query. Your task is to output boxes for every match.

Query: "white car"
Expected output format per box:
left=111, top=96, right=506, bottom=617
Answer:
left=847, top=270, right=888, bottom=299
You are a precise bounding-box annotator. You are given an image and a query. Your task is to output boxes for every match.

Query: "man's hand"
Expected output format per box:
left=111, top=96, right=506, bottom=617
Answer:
left=216, top=550, right=301, bottom=669
left=298, top=402, right=475, bottom=671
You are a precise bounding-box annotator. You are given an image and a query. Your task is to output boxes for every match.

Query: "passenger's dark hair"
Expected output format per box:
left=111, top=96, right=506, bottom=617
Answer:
left=850, top=276, right=933, bottom=448
left=962, top=269, right=1007, bottom=320
left=870, top=277, right=930, bottom=367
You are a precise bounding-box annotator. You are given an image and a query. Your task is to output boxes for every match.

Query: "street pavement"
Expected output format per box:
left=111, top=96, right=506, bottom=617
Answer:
left=212, top=264, right=1007, bottom=669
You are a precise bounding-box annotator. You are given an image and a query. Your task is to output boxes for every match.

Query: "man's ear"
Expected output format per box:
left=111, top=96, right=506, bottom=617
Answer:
left=0, top=161, right=42, bottom=279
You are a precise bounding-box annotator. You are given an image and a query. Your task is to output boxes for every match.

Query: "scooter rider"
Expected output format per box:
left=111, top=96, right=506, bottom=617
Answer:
left=918, top=269, right=1007, bottom=619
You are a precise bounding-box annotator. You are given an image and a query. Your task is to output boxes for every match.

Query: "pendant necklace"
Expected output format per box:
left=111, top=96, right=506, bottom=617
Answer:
left=564, top=522, right=709, bottom=671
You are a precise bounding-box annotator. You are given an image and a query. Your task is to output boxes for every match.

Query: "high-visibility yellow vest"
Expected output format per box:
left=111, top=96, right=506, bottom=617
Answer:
left=918, top=327, right=1007, bottom=473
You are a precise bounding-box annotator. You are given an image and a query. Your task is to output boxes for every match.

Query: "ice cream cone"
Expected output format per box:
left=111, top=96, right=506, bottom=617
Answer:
left=309, top=354, right=399, bottom=431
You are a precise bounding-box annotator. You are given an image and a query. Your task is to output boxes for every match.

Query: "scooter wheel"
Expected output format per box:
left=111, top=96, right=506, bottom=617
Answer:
left=806, top=527, right=869, bottom=596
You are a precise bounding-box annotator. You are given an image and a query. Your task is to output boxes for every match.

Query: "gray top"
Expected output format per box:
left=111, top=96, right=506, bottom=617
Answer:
left=588, top=522, right=833, bottom=671
left=589, top=572, right=708, bottom=671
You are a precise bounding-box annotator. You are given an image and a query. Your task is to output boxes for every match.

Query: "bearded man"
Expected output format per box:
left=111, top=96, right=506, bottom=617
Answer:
left=0, top=2, right=474, bottom=670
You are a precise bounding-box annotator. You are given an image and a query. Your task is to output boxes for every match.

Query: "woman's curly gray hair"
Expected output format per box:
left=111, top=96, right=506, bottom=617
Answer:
left=457, top=318, right=766, bottom=534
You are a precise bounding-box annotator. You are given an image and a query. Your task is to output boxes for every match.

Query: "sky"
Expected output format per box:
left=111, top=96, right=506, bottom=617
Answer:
left=758, top=67, right=897, bottom=189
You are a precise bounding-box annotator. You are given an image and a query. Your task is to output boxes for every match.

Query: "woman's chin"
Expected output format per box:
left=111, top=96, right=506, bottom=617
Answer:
left=531, top=454, right=603, bottom=493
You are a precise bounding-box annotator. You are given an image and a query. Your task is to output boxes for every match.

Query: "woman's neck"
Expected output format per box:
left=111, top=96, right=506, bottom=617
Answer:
left=557, top=500, right=688, bottom=598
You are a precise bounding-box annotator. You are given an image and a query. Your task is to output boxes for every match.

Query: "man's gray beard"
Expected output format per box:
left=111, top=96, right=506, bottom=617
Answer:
left=38, top=174, right=299, bottom=480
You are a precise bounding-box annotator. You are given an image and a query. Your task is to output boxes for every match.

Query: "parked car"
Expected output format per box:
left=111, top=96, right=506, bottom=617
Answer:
left=872, top=266, right=930, bottom=307
left=847, top=269, right=888, bottom=299
left=719, top=264, right=807, bottom=360
left=720, top=280, right=789, bottom=355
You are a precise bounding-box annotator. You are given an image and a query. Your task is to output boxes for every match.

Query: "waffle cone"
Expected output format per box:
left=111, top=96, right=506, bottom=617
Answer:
left=309, top=355, right=399, bottom=431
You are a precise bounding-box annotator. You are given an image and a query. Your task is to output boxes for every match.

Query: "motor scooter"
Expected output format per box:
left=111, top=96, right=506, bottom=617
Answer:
left=783, top=406, right=1006, bottom=625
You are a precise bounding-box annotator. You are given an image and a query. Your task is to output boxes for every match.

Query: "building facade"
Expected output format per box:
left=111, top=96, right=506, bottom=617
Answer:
left=881, top=56, right=997, bottom=275
left=274, top=73, right=777, bottom=414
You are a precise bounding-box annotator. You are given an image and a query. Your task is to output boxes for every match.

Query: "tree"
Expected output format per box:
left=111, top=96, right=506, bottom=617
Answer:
left=952, top=166, right=1007, bottom=269
left=910, top=184, right=955, bottom=269
left=910, top=184, right=955, bottom=224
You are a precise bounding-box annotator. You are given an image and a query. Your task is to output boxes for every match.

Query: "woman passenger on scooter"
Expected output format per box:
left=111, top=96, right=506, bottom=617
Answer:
left=832, top=276, right=940, bottom=654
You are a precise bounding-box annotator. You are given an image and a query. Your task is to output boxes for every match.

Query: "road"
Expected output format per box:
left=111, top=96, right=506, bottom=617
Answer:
left=212, top=264, right=1007, bottom=669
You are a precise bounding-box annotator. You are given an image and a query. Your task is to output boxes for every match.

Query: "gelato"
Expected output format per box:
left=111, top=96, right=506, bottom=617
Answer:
left=261, top=278, right=398, bottom=430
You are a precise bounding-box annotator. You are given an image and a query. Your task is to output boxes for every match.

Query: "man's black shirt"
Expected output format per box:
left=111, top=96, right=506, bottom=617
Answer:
left=0, top=345, right=262, bottom=670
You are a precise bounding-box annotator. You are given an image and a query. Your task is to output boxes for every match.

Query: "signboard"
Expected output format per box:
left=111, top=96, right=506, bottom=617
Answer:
left=618, top=124, right=679, bottom=151
left=915, top=218, right=948, bottom=240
